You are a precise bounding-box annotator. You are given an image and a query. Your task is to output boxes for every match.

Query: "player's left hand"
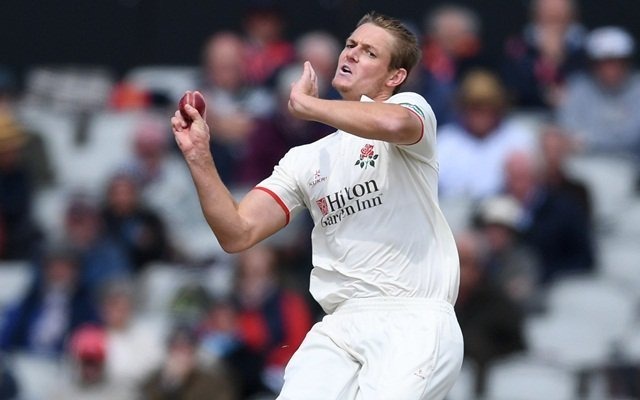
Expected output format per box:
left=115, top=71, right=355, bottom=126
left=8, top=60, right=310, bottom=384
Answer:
left=288, top=61, right=319, bottom=119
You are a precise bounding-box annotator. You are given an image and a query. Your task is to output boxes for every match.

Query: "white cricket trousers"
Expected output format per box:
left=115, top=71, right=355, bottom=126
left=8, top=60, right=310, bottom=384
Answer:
left=276, top=297, right=464, bottom=400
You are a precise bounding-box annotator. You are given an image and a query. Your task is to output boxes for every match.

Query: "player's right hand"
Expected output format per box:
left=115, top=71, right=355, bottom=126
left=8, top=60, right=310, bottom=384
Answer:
left=171, top=98, right=211, bottom=163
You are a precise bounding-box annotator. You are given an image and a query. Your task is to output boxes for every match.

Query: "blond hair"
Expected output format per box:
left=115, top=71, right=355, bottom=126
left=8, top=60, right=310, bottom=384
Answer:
left=357, top=12, right=421, bottom=75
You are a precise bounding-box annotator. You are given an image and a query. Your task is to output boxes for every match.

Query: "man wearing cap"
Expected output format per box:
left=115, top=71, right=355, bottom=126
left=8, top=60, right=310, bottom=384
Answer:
left=558, top=26, right=640, bottom=168
left=437, top=69, right=535, bottom=199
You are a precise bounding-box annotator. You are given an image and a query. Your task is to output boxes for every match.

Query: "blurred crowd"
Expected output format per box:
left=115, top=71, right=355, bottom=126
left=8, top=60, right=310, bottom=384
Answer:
left=1, top=0, right=640, bottom=399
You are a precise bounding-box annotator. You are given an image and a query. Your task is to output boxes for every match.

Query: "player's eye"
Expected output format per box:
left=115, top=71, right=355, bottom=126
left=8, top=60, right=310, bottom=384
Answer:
left=367, top=50, right=377, bottom=58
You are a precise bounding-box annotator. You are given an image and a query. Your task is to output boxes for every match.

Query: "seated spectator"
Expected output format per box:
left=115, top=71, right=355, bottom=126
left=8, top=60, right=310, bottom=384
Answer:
left=557, top=26, right=640, bottom=172
left=0, top=112, right=43, bottom=260
left=98, top=280, right=164, bottom=393
left=52, top=325, right=133, bottom=400
left=421, top=4, right=489, bottom=85
left=141, top=326, right=239, bottom=400
left=0, top=245, right=99, bottom=357
left=101, top=172, right=172, bottom=273
left=294, top=31, right=341, bottom=100
left=503, top=150, right=594, bottom=283
left=473, top=195, right=541, bottom=310
left=199, top=244, right=313, bottom=398
left=200, top=31, right=276, bottom=186
left=0, top=71, right=55, bottom=189
left=235, top=66, right=335, bottom=187
left=454, top=231, right=526, bottom=397
left=242, top=4, right=295, bottom=87
left=437, top=70, right=535, bottom=199
left=539, top=124, right=592, bottom=219
left=403, top=64, right=457, bottom=127
left=502, top=0, right=587, bottom=109
left=122, top=117, right=209, bottom=261
left=63, top=194, right=132, bottom=291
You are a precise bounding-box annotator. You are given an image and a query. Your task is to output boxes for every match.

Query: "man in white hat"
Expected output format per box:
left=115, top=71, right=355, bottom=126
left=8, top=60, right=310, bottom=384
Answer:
left=558, top=26, right=640, bottom=168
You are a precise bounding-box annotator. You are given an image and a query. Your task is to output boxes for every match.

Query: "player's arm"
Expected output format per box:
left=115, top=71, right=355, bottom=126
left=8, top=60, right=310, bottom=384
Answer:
left=288, top=62, right=422, bottom=145
left=171, top=99, right=287, bottom=253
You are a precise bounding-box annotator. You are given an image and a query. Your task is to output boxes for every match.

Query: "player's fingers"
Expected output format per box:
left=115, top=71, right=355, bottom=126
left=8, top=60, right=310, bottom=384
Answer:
left=170, top=115, right=182, bottom=131
left=308, top=62, right=317, bottom=80
left=184, top=104, right=203, bottom=122
left=304, top=61, right=312, bottom=81
left=172, top=110, right=188, bottom=129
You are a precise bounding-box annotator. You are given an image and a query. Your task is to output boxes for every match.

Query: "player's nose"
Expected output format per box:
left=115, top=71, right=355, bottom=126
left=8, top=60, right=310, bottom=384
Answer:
left=345, top=46, right=358, bottom=62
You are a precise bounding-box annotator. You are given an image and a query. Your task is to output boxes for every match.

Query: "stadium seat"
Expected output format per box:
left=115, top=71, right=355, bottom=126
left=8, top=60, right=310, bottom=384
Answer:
left=124, top=65, right=200, bottom=102
left=8, top=352, right=61, bottom=400
left=525, top=313, right=617, bottom=371
left=22, top=65, right=115, bottom=113
left=17, top=106, right=79, bottom=188
left=137, top=262, right=194, bottom=314
left=0, top=261, right=32, bottom=311
left=564, top=154, right=636, bottom=231
left=619, top=322, right=640, bottom=364
left=76, top=110, right=144, bottom=193
left=611, top=198, right=640, bottom=238
left=598, top=237, right=640, bottom=296
left=544, top=275, right=636, bottom=341
left=485, top=354, right=578, bottom=400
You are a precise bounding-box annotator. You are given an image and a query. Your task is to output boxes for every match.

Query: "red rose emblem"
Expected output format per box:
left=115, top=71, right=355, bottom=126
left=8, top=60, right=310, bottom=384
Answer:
left=355, top=144, right=378, bottom=169
left=360, top=144, right=375, bottom=159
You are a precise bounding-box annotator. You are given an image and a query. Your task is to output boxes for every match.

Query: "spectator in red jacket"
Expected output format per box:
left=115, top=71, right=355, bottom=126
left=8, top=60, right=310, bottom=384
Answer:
left=199, top=244, right=313, bottom=398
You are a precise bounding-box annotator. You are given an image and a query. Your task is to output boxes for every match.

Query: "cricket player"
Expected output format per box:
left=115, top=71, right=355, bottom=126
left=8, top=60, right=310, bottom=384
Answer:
left=171, top=11, right=463, bottom=400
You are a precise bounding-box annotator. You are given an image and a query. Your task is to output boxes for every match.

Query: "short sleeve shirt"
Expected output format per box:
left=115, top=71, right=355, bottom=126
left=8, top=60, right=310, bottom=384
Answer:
left=257, top=92, right=460, bottom=314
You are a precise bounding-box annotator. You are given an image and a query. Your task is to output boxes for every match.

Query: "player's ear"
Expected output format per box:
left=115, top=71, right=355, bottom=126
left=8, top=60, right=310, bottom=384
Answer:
left=386, top=68, right=408, bottom=90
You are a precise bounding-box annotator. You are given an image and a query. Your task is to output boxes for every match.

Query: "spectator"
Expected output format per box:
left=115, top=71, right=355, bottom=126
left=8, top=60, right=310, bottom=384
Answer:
left=0, top=69, right=54, bottom=189
left=473, top=195, right=541, bottom=310
left=242, top=4, right=295, bottom=87
left=454, top=231, right=526, bottom=397
left=503, top=150, right=594, bottom=283
left=141, top=326, right=239, bottom=400
left=52, top=325, right=133, bottom=400
left=0, top=112, right=43, bottom=260
left=557, top=26, right=640, bottom=172
left=294, top=31, right=341, bottom=100
left=98, top=280, right=164, bottom=393
left=122, top=117, right=208, bottom=261
left=235, top=66, right=334, bottom=187
left=101, top=172, right=172, bottom=273
left=437, top=69, right=535, bottom=199
left=538, top=124, right=592, bottom=219
left=199, top=244, right=313, bottom=398
left=403, top=63, right=457, bottom=127
left=201, top=31, right=275, bottom=186
left=502, top=0, right=587, bottom=109
left=63, top=194, right=132, bottom=291
left=0, top=245, right=99, bottom=356
left=421, top=4, right=489, bottom=85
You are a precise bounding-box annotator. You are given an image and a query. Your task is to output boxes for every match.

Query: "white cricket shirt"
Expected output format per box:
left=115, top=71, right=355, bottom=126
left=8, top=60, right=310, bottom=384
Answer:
left=256, top=92, right=460, bottom=314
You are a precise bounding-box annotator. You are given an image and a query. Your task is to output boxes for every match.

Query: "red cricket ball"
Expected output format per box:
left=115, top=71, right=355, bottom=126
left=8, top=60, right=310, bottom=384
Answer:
left=178, top=91, right=206, bottom=125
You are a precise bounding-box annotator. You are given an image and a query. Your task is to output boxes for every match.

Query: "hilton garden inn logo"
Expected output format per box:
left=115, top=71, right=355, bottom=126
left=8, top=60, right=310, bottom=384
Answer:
left=316, top=179, right=383, bottom=227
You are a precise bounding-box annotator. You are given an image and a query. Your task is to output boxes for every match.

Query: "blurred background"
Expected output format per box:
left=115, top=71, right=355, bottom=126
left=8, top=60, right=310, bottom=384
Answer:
left=0, top=0, right=639, bottom=399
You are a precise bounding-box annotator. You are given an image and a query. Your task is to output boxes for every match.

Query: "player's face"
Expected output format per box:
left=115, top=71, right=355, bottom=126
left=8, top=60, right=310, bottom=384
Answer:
left=332, top=23, right=400, bottom=101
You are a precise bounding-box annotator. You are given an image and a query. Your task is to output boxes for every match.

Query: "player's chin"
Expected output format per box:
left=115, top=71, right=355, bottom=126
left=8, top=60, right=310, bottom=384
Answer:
left=331, top=77, right=351, bottom=96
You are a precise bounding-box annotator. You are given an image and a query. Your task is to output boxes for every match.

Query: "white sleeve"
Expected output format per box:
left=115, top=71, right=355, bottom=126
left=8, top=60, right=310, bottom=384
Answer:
left=255, top=149, right=307, bottom=224
left=388, top=92, right=437, bottom=163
